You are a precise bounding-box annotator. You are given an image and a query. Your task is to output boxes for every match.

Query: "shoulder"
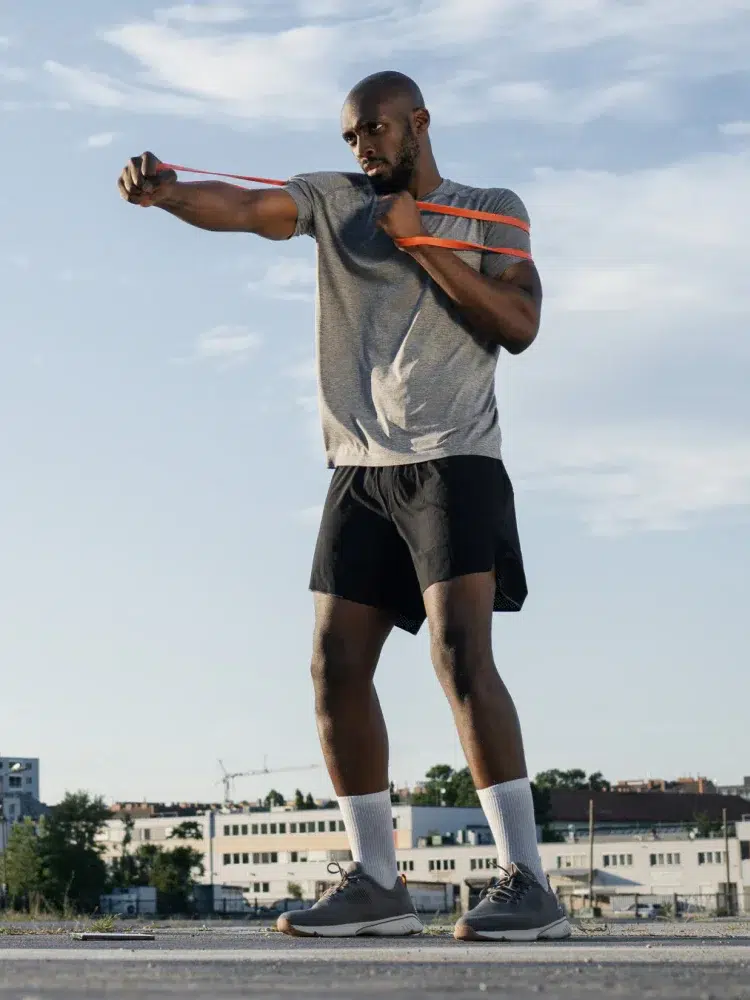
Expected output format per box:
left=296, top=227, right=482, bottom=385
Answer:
left=443, top=180, right=530, bottom=224
left=285, top=171, right=371, bottom=199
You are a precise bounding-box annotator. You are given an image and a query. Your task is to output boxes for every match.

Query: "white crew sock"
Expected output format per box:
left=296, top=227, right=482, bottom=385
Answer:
left=477, top=778, right=547, bottom=886
left=337, top=789, right=399, bottom=889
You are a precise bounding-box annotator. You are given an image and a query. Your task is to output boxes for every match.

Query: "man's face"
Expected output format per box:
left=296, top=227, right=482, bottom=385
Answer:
left=341, top=99, right=420, bottom=195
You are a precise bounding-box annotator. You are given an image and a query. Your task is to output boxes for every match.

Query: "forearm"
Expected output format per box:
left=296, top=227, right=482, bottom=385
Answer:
left=157, top=181, right=256, bottom=232
left=406, top=245, right=539, bottom=353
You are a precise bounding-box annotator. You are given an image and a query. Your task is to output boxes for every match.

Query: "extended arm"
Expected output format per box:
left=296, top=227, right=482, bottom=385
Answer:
left=118, top=152, right=298, bottom=240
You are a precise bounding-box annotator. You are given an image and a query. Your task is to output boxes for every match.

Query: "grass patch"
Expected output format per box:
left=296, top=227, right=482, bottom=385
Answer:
left=88, top=915, right=117, bottom=933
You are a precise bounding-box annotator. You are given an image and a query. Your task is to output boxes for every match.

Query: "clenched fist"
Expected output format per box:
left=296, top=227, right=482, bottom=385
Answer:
left=118, top=151, right=177, bottom=207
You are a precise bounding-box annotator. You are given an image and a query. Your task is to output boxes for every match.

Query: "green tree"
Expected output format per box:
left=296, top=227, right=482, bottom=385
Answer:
left=2, top=818, right=43, bottom=910
left=533, top=769, right=610, bottom=792
left=168, top=820, right=203, bottom=841
left=150, top=846, right=204, bottom=914
left=37, top=792, right=110, bottom=913
left=287, top=881, right=303, bottom=901
left=264, top=790, right=285, bottom=810
left=411, top=766, right=480, bottom=808
left=304, top=793, right=317, bottom=811
left=294, top=789, right=305, bottom=811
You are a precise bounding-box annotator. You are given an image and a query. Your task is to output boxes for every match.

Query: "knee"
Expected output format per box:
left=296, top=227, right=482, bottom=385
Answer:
left=310, top=630, right=374, bottom=709
left=431, top=624, right=494, bottom=703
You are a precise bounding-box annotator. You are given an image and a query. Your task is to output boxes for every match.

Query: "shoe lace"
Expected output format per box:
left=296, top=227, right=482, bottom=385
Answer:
left=318, top=862, right=359, bottom=901
left=482, top=864, right=535, bottom=905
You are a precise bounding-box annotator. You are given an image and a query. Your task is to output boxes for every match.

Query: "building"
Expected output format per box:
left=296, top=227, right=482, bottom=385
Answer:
left=613, top=777, right=717, bottom=795
left=98, top=803, right=750, bottom=914
left=717, top=777, right=750, bottom=802
left=0, top=756, right=42, bottom=851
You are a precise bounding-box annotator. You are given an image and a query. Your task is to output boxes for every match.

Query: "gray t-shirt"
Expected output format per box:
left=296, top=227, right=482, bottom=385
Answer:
left=284, top=172, right=533, bottom=469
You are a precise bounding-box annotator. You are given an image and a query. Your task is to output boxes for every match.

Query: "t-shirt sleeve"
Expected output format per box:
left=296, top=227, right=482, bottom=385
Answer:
left=282, top=171, right=348, bottom=240
left=479, top=188, right=532, bottom=279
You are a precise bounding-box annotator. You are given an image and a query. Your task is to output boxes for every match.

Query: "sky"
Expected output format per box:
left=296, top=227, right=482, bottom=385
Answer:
left=1, top=1, right=748, bottom=808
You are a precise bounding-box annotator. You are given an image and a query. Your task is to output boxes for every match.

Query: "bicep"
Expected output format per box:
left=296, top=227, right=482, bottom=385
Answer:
left=245, top=188, right=300, bottom=241
left=499, top=259, right=542, bottom=312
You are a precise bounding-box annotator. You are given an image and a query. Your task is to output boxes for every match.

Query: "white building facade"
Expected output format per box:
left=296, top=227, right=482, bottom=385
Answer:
left=98, top=806, right=750, bottom=913
left=0, top=755, right=41, bottom=850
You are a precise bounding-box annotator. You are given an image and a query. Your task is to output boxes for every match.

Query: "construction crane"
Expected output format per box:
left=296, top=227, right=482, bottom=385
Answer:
left=217, top=758, right=321, bottom=806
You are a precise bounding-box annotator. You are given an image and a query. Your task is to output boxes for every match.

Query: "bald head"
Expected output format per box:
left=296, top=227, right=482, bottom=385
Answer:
left=341, top=72, right=433, bottom=194
left=344, top=71, right=425, bottom=114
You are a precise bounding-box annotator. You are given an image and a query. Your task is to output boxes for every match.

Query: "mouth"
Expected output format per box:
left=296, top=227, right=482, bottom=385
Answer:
left=363, top=162, right=386, bottom=176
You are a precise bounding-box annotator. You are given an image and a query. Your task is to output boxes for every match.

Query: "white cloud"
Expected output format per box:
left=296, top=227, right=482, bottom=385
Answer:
left=719, top=121, right=750, bottom=136
left=193, top=324, right=261, bottom=363
left=44, top=1, right=749, bottom=127
left=248, top=257, right=316, bottom=301
left=515, top=423, right=750, bottom=536
left=0, top=66, right=27, bottom=82
left=85, top=131, right=117, bottom=148
left=0, top=36, right=10, bottom=50
left=155, top=5, right=250, bottom=23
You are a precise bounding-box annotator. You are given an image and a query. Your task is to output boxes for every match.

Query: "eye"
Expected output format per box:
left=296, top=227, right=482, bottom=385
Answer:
left=367, top=123, right=385, bottom=134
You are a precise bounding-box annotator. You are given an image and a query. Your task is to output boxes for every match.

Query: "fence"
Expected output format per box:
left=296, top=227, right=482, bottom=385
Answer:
left=561, top=889, right=747, bottom=919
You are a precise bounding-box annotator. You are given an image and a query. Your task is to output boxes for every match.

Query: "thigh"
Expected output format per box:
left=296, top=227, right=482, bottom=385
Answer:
left=390, top=456, right=503, bottom=595
left=309, top=466, right=421, bottom=624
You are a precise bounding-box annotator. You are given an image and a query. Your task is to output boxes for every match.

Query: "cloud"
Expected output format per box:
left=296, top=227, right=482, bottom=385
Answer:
left=515, top=423, right=750, bottom=536
left=0, top=66, right=27, bottom=82
left=176, top=324, right=262, bottom=366
left=85, top=131, right=118, bottom=148
left=154, top=4, right=250, bottom=23
left=247, top=257, right=316, bottom=301
left=44, top=1, right=749, bottom=127
left=719, top=121, right=750, bottom=136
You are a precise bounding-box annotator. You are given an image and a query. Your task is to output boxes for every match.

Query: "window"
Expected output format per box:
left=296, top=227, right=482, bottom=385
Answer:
left=262, top=883, right=269, bottom=893
left=143, top=829, right=151, bottom=841
left=270, top=824, right=277, bottom=835
left=223, top=825, right=230, bottom=836
left=261, top=853, right=269, bottom=864
left=338, top=821, right=345, bottom=832
left=741, top=842, right=750, bottom=862
left=25, top=777, right=32, bottom=785
left=261, top=824, right=268, bottom=835
left=280, top=824, right=287, bottom=834
left=253, top=853, right=260, bottom=864
left=242, top=853, right=249, bottom=864
left=698, top=852, right=705, bottom=865
left=628, top=854, right=634, bottom=866
left=393, top=818, right=398, bottom=829
left=8, top=777, right=22, bottom=788
left=470, top=859, right=477, bottom=871
left=253, top=882, right=260, bottom=893
left=450, top=860, right=456, bottom=871
left=428, top=860, right=435, bottom=871
left=252, top=824, right=258, bottom=835
left=232, top=825, right=239, bottom=836
left=271, top=853, right=278, bottom=863
left=290, top=823, right=297, bottom=833
left=233, top=853, right=240, bottom=864
left=298, top=823, right=306, bottom=834
left=223, top=854, right=231, bottom=865
left=409, top=861, right=414, bottom=871
left=329, top=821, right=337, bottom=832
left=318, top=822, right=325, bottom=833
left=291, top=852, right=298, bottom=863
left=241, top=825, right=248, bottom=835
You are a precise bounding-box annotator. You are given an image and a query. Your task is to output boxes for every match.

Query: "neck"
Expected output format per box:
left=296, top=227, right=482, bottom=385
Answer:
left=409, top=151, right=442, bottom=199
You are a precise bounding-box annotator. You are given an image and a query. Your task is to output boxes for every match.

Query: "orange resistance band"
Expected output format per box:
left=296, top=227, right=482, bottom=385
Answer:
left=159, top=163, right=532, bottom=260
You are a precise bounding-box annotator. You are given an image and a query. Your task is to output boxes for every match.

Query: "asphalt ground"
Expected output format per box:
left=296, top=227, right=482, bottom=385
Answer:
left=1, top=920, right=748, bottom=999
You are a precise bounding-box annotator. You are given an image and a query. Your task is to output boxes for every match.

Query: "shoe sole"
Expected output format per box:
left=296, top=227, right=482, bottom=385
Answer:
left=454, top=916, right=572, bottom=942
left=277, top=913, right=424, bottom=938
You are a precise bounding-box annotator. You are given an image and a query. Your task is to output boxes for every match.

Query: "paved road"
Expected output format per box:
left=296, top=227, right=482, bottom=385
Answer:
left=1, top=926, right=749, bottom=999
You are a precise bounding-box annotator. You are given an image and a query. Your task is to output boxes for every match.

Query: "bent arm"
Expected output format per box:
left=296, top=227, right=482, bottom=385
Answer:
left=156, top=182, right=299, bottom=240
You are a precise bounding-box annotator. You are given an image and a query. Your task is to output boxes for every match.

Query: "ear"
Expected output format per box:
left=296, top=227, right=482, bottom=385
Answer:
left=413, top=108, right=430, bottom=134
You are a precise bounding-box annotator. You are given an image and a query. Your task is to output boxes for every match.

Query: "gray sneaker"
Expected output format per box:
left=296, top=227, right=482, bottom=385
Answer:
left=454, top=862, right=571, bottom=942
left=277, top=862, right=424, bottom=938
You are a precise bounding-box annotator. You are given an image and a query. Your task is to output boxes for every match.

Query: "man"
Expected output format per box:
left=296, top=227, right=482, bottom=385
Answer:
left=118, top=70, right=569, bottom=942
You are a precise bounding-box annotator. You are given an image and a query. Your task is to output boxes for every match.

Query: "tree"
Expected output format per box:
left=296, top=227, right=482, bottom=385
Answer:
left=304, top=793, right=317, bottom=811
left=2, top=819, right=43, bottom=910
left=287, top=881, right=303, bottom=901
left=294, top=789, right=305, bottom=811
left=411, top=766, right=480, bottom=808
left=533, top=769, right=610, bottom=793
left=168, top=821, right=203, bottom=841
left=37, top=792, right=110, bottom=913
left=149, top=845, right=204, bottom=914
left=264, top=790, right=285, bottom=810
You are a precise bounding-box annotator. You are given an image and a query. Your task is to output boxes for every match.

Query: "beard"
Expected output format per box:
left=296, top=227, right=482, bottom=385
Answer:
left=367, top=123, right=419, bottom=195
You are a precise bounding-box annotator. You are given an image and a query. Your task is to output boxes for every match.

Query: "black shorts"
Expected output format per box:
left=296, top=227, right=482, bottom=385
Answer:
left=309, top=455, right=528, bottom=635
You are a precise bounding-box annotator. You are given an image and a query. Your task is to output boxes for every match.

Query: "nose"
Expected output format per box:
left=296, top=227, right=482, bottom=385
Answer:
left=354, top=135, right=377, bottom=162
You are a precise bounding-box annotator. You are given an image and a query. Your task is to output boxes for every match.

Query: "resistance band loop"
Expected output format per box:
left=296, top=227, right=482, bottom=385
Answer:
left=159, top=163, right=532, bottom=259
